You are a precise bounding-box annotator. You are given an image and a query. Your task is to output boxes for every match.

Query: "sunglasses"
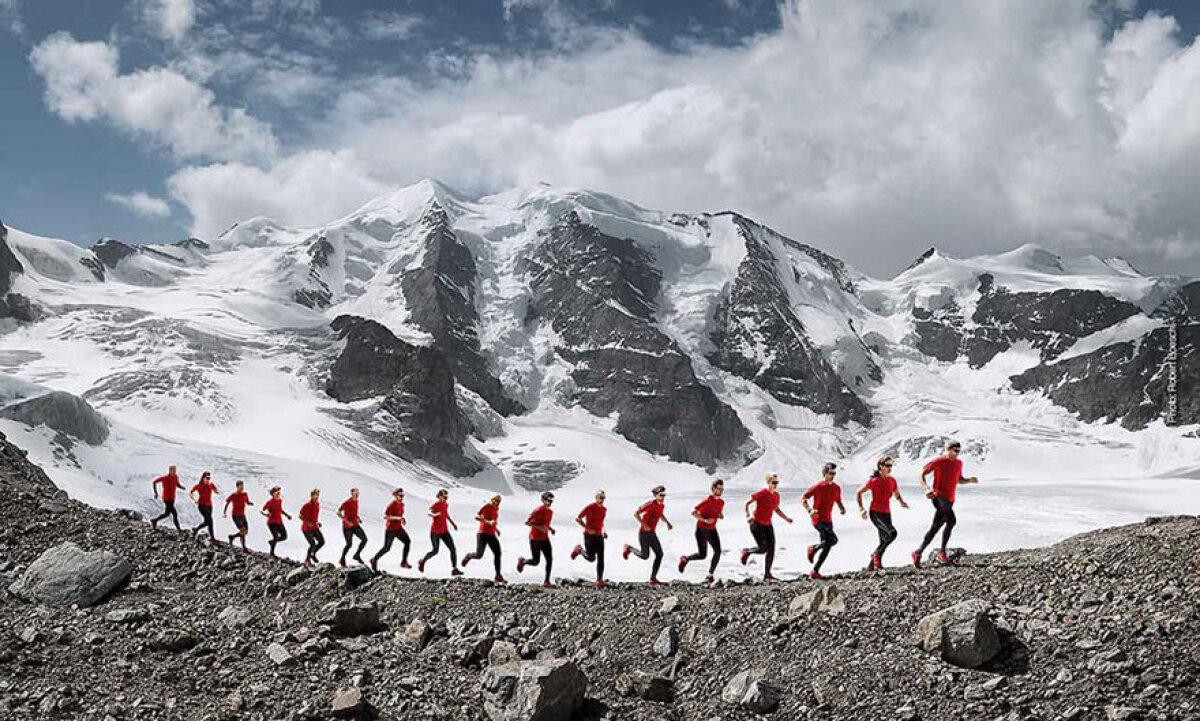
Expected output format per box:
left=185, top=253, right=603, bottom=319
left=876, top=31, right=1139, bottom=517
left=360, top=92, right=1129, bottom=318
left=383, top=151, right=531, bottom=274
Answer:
left=656, top=493, right=666, bottom=498
left=882, top=462, right=893, bottom=467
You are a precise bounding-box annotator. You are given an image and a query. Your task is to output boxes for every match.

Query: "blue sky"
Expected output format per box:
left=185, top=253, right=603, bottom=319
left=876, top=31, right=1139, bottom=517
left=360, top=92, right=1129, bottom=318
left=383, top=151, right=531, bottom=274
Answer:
left=2, top=1, right=1199, bottom=276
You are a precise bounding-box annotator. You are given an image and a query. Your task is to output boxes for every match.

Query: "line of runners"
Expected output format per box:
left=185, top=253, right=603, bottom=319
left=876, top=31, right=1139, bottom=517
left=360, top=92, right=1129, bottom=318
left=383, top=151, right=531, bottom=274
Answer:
left=147, top=440, right=978, bottom=586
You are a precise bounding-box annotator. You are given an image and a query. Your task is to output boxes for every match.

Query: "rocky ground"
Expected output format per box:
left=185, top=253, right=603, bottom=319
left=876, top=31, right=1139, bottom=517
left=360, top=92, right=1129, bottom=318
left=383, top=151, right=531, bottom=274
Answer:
left=0, top=432, right=1197, bottom=721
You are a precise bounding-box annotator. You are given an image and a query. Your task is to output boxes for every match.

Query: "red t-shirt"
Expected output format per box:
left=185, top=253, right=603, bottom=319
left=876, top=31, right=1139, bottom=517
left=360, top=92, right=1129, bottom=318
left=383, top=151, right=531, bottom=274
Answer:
left=226, top=491, right=250, bottom=517
left=477, top=504, right=499, bottom=536
left=339, top=498, right=360, bottom=528
left=803, top=482, right=842, bottom=524
left=578, top=503, right=606, bottom=535
left=299, top=499, right=320, bottom=531
left=923, top=456, right=964, bottom=503
left=430, top=500, right=450, bottom=535
left=527, top=506, right=553, bottom=541
left=694, top=496, right=724, bottom=530
left=750, top=488, right=780, bottom=525
left=155, top=473, right=182, bottom=501
left=385, top=500, right=405, bottom=532
left=866, top=475, right=897, bottom=514
left=638, top=500, right=665, bottom=532
left=264, top=497, right=284, bottom=524
left=192, top=481, right=216, bottom=508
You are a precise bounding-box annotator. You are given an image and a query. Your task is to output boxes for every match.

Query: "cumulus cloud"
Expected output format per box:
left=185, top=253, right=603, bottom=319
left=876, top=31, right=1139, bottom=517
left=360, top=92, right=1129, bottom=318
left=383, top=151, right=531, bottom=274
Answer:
left=138, top=0, right=196, bottom=41
left=106, top=191, right=172, bottom=218
left=29, top=33, right=277, bottom=163
left=152, top=1, right=1200, bottom=275
left=167, top=150, right=387, bottom=237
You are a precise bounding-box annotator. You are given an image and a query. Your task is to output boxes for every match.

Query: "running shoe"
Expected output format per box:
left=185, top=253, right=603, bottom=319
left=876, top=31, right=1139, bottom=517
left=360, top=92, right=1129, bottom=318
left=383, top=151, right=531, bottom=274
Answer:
left=400, top=561, right=412, bottom=569
left=595, top=580, right=607, bottom=588
left=648, top=578, right=661, bottom=586
left=339, top=559, right=347, bottom=568
left=417, top=559, right=426, bottom=573
left=806, top=545, right=816, bottom=563
left=678, top=555, right=688, bottom=573
left=935, top=550, right=950, bottom=565
left=150, top=518, right=158, bottom=530
left=810, top=571, right=827, bottom=580
left=739, top=548, right=750, bottom=565
left=622, top=544, right=632, bottom=561
left=541, top=582, right=554, bottom=589
left=461, top=554, right=471, bottom=568
left=911, top=550, right=921, bottom=569
left=763, top=573, right=776, bottom=582
left=370, top=559, right=378, bottom=572
left=494, top=575, right=507, bottom=584
left=704, top=574, right=714, bottom=584
left=517, top=557, right=526, bottom=573
left=570, top=545, right=582, bottom=561
left=451, top=568, right=464, bottom=577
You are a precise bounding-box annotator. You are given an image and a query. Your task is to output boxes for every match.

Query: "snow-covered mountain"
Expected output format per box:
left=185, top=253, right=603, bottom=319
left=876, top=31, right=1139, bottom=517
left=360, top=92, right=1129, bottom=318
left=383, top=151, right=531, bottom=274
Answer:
left=0, top=180, right=1196, bottom=579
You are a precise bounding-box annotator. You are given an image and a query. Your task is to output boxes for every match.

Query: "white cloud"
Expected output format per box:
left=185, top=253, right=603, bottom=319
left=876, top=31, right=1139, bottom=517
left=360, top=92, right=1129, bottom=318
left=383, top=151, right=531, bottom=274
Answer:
left=0, top=0, right=25, bottom=37
left=138, top=0, right=196, bottom=41
left=167, top=150, right=387, bottom=237
left=158, top=1, right=1200, bottom=275
left=362, top=11, right=422, bottom=41
left=29, top=33, right=277, bottom=163
left=106, top=191, right=172, bottom=218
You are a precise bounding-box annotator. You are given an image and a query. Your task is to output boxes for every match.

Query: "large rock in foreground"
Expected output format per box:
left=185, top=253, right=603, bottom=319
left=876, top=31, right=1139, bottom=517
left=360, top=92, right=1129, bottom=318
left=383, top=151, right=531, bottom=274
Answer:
left=480, top=659, right=587, bottom=721
left=0, top=391, right=110, bottom=446
left=914, top=599, right=1000, bottom=669
left=8, top=542, right=131, bottom=607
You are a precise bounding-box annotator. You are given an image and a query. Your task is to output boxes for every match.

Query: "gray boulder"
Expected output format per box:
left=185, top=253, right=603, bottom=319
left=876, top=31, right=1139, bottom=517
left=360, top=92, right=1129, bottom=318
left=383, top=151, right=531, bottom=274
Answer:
left=9, top=542, right=131, bottom=607
left=788, top=585, right=846, bottom=616
left=325, top=601, right=383, bottom=637
left=615, top=671, right=674, bottom=702
left=0, top=391, right=110, bottom=446
left=338, top=566, right=373, bottom=590
left=267, top=642, right=296, bottom=667
left=219, top=605, right=253, bottom=630
left=404, top=618, right=432, bottom=649
left=480, top=659, right=587, bottom=721
left=914, top=599, right=1001, bottom=668
left=722, top=668, right=782, bottom=713
left=653, top=626, right=679, bottom=657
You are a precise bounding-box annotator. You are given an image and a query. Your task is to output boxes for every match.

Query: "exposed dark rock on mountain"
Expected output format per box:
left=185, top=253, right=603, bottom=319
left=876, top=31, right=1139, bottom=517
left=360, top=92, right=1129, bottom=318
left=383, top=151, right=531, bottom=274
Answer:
left=508, top=459, right=582, bottom=491
left=326, top=315, right=480, bottom=475
left=0, top=220, right=39, bottom=322
left=1, top=434, right=1198, bottom=720
left=91, top=239, right=138, bottom=269
left=0, top=390, right=110, bottom=446
left=401, top=204, right=524, bottom=417
left=709, top=215, right=872, bottom=426
left=176, top=237, right=210, bottom=252
left=905, top=247, right=939, bottom=272
left=523, top=212, right=752, bottom=469
left=1010, top=324, right=1200, bottom=429
left=293, top=233, right=336, bottom=309
left=912, top=274, right=1141, bottom=368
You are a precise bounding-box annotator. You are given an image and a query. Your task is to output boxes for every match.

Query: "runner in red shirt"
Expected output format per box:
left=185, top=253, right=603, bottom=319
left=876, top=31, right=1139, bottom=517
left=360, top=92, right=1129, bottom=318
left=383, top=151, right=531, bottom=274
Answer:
left=259, top=486, right=292, bottom=559
left=223, top=480, right=254, bottom=550
left=855, top=456, right=909, bottom=571
left=337, top=488, right=368, bottom=567
left=571, top=490, right=608, bottom=586
left=461, top=495, right=505, bottom=583
left=299, top=487, right=324, bottom=567
left=371, top=488, right=411, bottom=572
left=189, top=471, right=220, bottom=546
left=418, top=489, right=462, bottom=575
left=624, top=485, right=674, bottom=584
left=517, top=492, right=556, bottom=587
left=802, top=462, right=846, bottom=579
left=680, top=479, right=725, bottom=582
left=150, top=465, right=185, bottom=533
left=913, top=440, right=979, bottom=567
left=740, top=474, right=793, bottom=581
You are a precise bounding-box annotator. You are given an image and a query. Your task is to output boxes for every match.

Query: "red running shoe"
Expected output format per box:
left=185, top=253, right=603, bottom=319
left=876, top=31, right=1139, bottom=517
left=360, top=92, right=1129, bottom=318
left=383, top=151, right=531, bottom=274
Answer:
left=461, top=554, right=471, bottom=568
left=417, top=559, right=426, bottom=573
left=678, top=555, right=688, bottom=573
left=763, top=573, right=776, bottom=582
left=739, top=548, right=751, bottom=565
left=871, top=553, right=882, bottom=571
left=570, top=545, right=582, bottom=561
left=622, top=544, right=632, bottom=560
left=339, top=559, right=347, bottom=568
left=517, top=557, right=526, bottom=573
left=451, top=569, right=464, bottom=577
left=911, top=550, right=921, bottom=568
left=541, top=582, right=554, bottom=589
left=936, top=550, right=950, bottom=565
left=648, top=578, right=661, bottom=586
left=494, top=575, right=507, bottom=584
left=806, top=545, right=816, bottom=563
left=810, top=571, right=827, bottom=580
left=595, top=580, right=607, bottom=588
left=704, top=574, right=714, bottom=584
left=370, top=558, right=378, bottom=572
left=400, top=561, right=412, bottom=569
